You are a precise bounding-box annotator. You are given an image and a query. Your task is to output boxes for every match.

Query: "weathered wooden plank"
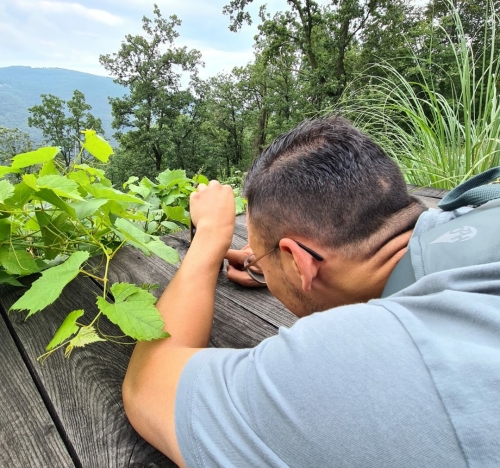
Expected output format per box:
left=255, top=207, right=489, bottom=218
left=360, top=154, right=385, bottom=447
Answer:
left=0, top=311, right=75, bottom=468
left=407, top=184, right=449, bottom=200
left=0, top=278, right=178, bottom=468
left=414, top=194, right=441, bottom=209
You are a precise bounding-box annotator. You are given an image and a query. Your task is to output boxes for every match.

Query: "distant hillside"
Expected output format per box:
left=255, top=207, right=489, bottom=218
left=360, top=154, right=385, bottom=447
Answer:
left=0, top=66, right=126, bottom=145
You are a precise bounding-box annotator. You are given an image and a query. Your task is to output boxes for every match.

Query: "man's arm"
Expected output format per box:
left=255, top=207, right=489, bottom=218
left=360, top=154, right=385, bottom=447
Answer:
left=122, top=181, right=235, bottom=467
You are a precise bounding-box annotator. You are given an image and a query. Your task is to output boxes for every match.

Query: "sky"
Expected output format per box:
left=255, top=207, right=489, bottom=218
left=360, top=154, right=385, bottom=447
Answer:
left=0, top=0, right=285, bottom=80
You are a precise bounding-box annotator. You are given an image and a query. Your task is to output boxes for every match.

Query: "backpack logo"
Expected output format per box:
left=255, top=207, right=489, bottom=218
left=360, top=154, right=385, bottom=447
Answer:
left=430, top=226, right=477, bottom=244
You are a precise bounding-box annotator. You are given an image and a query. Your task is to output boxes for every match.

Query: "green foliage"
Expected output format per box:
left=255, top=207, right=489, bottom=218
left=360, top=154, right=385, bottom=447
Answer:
left=46, top=310, right=84, bottom=351
left=122, top=168, right=199, bottom=236
left=0, top=131, right=204, bottom=360
left=0, top=127, right=35, bottom=166
left=338, top=0, right=500, bottom=188
left=97, top=283, right=170, bottom=341
left=11, top=251, right=90, bottom=318
left=99, top=5, right=202, bottom=172
left=28, top=90, right=104, bottom=167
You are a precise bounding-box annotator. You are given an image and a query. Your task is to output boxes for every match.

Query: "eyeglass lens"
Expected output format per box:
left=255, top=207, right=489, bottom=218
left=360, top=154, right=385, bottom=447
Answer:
left=243, top=255, right=267, bottom=284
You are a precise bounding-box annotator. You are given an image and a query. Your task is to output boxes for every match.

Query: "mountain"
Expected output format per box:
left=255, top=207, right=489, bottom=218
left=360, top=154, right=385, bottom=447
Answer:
left=0, top=66, right=126, bottom=145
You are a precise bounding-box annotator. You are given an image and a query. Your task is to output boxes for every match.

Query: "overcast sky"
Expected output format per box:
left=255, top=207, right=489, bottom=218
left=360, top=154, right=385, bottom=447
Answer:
left=0, top=0, right=286, bottom=79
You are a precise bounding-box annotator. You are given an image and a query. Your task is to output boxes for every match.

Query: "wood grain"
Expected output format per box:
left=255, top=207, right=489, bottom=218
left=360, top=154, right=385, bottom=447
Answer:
left=0, top=310, right=74, bottom=468
left=407, top=184, right=449, bottom=201
left=0, top=278, right=178, bottom=468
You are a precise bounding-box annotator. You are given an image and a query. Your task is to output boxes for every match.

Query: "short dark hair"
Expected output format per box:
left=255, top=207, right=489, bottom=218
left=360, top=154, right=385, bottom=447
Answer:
left=244, top=116, right=425, bottom=258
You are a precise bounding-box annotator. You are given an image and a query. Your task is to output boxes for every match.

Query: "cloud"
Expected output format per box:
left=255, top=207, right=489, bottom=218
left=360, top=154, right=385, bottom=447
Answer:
left=13, top=0, right=124, bottom=26
left=0, top=0, right=285, bottom=79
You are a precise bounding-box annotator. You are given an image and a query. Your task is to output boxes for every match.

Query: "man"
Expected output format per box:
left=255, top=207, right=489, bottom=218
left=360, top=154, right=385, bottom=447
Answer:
left=122, top=116, right=500, bottom=467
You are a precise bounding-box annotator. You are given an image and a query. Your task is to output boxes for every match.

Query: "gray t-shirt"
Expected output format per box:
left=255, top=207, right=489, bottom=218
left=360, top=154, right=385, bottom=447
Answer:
left=175, top=209, right=500, bottom=467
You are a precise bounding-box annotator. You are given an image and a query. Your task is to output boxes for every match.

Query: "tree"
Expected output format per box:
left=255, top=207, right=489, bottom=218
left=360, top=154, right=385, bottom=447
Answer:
left=99, top=5, right=202, bottom=171
left=0, top=127, right=34, bottom=164
left=225, top=1, right=331, bottom=106
left=224, top=0, right=406, bottom=107
left=28, top=91, right=104, bottom=167
left=205, top=72, right=252, bottom=174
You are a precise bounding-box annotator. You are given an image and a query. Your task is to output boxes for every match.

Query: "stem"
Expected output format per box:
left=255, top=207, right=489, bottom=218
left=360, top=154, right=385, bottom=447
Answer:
left=88, top=250, right=111, bottom=328
left=79, top=270, right=105, bottom=282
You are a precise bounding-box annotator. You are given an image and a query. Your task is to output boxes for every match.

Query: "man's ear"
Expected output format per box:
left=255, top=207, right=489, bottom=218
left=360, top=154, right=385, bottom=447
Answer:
left=278, top=238, right=321, bottom=292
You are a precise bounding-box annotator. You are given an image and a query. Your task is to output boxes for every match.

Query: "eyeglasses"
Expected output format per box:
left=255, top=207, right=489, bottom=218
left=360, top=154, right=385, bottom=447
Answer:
left=243, top=240, right=324, bottom=284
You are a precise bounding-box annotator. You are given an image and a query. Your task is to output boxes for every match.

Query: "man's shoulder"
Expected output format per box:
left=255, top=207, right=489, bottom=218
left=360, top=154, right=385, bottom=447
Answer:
left=176, top=300, right=467, bottom=468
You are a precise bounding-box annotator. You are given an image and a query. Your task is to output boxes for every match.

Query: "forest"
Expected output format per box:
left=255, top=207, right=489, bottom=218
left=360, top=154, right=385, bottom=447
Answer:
left=2, top=0, right=500, bottom=191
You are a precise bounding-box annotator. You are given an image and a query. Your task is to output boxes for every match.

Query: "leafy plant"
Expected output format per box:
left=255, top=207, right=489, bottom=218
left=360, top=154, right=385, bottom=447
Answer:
left=0, top=131, right=202, bottom=360
left=337, top=0, right=500, bottom=189
left=123, top=170, right=205, bottom=235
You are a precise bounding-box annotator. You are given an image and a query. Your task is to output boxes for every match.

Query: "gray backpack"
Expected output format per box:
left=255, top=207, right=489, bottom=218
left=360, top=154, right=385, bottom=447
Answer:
left=382, top=167, right=500, bottom=297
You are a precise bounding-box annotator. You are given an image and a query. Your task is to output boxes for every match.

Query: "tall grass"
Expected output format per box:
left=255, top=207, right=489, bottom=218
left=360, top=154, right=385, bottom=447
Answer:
left=338, top=1, right=500, bottom=189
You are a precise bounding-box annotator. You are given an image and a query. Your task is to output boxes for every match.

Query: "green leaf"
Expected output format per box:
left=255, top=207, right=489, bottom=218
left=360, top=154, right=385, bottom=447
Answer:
left=64, top=326, right=105, bottom=357
left=235, top=196, right=247, bottom=215
left=70, top=199, right=108, bottom=219
left=142, top=194, right=161, bottom=212
left=160, top=221, right=182, bottom=233
left=101, top=200, right=147, bottom=221
left=39, top=160, right=60, bottom=177
left=21, top=217, right=40, bottom=232
left=35, top=211, right=67, bottom=260
left=86, top=183, right=145, bottom=204
left=46, top=310, right=84, bottom=351
left=123, top=176, right=139, bottom=188
left=128, top=184, right=150, bottom=199
left=114, top=218, right=151, bottom=245
left=68, top=170, right=91, bottom=188
left=0, top=219, right=10, bottom=240
left=74, top=164, right=106, bottom=179
left=193, top=174, right=209, bottom=186
left=140, top=177, right=155, bottom=190
left=22, top=174, right=39, bottom=191
left=163, top=205, right=190, bottom=226
left=0, top=180, right=14, bottom=203
left=0, top=247, right=40, bottom=276
left=81, top=130, right=113, bottom=163
left=161, top=191, right=184, bottom=206
left=157, top=169, right=187, bottom=187
left=11, top=147, right=60, bottom=169
left=0, top=271, right=23, bottom=287
left=10, top=251, right=90, bottom=317
left=146, top=221, right=158, bottom=234
left=3, top=182, right=34, bottom=208
left=147, top=239, right=180, bottom=263
left=35, top=189, right=77, bottom=219
left=37, top=175, right=84, bottom=200
left=97, top=283, right=169, bottom=341
left=0, top=167, right=20, bottom=178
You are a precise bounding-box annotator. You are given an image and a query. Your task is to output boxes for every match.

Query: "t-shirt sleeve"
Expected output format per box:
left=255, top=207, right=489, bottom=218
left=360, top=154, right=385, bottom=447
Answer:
left=174, top=304, right=466, bottom=468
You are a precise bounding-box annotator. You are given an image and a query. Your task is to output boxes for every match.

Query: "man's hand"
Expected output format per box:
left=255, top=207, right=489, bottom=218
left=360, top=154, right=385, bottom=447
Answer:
left=226, top=245, right=268, bottom=288
left=190, top=181, right=236, bottom=258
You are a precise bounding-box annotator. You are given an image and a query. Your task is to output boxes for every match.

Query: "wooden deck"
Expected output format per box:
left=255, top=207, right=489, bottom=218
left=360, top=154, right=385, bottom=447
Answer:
left=0, top=187, right=445, bottom=467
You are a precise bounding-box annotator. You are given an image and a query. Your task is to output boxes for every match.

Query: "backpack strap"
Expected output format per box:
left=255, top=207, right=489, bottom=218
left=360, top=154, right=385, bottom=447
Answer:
left=381, top=250, right=415, bottom=297
left=438, top=166, right=500, bottom=211
left=382, top=166, right=500, bottom=297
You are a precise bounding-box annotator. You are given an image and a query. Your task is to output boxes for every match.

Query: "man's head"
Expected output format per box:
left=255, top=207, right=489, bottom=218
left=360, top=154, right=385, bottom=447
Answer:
left=243, top=116, right=425, bottom=314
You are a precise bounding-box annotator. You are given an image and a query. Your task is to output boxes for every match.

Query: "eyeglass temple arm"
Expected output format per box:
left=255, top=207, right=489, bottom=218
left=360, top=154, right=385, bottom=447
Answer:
left=242, top=240, right=323, bottom=271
